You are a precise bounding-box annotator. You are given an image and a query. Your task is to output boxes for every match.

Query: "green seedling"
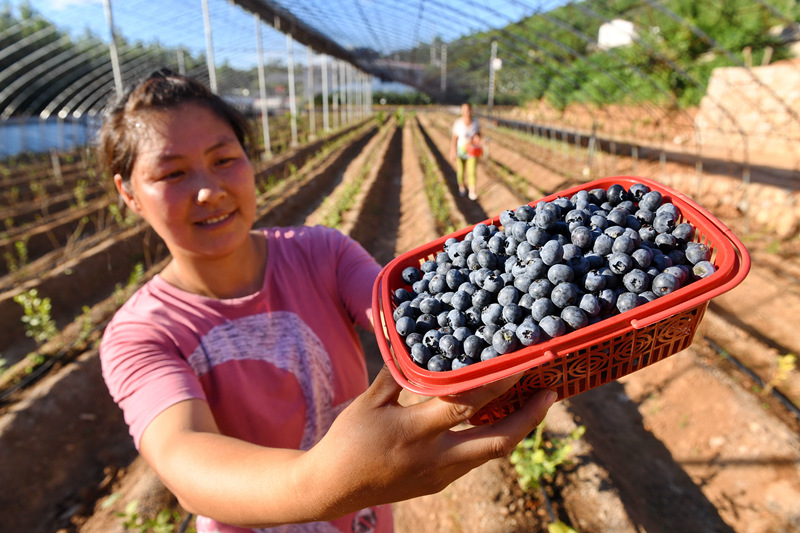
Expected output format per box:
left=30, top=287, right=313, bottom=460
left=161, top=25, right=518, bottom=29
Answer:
left=14, top=289, right=57, bottom=345
left=510, top=422, right=586, bottom=492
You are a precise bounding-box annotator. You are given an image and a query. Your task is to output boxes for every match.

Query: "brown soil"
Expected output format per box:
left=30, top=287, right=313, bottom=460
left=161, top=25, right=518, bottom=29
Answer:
left=1, top=106, right=799, bottom=533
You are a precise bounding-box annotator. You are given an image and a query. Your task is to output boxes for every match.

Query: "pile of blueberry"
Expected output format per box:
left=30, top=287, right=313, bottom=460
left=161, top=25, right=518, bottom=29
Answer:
left=392, top=182, right=717, bottom=372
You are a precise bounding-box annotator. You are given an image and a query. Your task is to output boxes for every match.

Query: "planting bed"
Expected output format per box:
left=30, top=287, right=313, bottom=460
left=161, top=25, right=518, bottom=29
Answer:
left=1, top=107, right=799, bottom=533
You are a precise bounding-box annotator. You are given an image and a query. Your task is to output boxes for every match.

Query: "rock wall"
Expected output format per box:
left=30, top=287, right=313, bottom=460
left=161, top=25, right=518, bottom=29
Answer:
left=694, top=58, right=800, bottom=167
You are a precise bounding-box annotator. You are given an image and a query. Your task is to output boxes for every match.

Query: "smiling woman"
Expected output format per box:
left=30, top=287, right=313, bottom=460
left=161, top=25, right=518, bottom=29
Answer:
left=94, top=69, right=556, bottom=533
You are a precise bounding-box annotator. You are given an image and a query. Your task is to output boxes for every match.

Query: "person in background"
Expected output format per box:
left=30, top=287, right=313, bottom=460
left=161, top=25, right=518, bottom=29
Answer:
left=450, top=102, right=481, bottom=200
left=96, top=69, right=557, bottom=533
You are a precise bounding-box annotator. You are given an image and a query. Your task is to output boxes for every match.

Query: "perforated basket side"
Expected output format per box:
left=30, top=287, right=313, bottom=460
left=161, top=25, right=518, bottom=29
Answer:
left=468, top=302, right=708, bottom=425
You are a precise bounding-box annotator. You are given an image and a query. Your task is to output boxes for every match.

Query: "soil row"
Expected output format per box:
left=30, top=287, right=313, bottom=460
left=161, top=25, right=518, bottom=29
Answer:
left=2, top=109, right=799, bottom=533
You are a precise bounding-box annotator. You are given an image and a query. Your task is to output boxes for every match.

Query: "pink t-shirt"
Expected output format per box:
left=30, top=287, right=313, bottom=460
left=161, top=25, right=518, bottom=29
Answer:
left=100, top=225, right=392, bottom=533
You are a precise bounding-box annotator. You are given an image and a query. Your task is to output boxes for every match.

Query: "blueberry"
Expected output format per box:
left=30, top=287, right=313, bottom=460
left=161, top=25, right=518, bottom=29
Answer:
left=593, top=233, right=614, bottom=255
left=451, top=355, right=476, bottom=370
left=488, top=234, right=506, bottom=255
left=515, top=204, right=535, bottom=222
left=393, top=301, right=415, bottom=321
left=527, top=296, right=552, bottom=321
left=582, top=270, right=606, bottom=292
left=551, top=282, right=579, bottom=308
left=616, top=292, right=643, bottom=313
left=476, top=248, right=498, bottom=270
left=623, top=268, right=650, bottom=294
left=606, top=209, right=627, bottom=227
left=412, top=279, right=430, bottom=294
left=502, top=303, right=524, bottom=325
left=607, top=184, right=627, bottom=204
left=463, top=335, right=486, bottom=359
left=438, top=334, right=461, bottom=359
left=525, top=258, right=548, bottom=280
left=492, top=328, right=520, bottom=355
left=685, top=242, right=712, bottom=265
left=589, top=187, right=607, bottom=204
left=423, top=328, right=443, bottom=350
left=528, top=278, right=554, bottom=299
left=578, top=293, right=601, bottom=316
left=395, top=316, right=416, bottom=337
left=664, top=265, right=690, bottom=285
left=656, top=202, right=680, bottom=219
left=447, top=309, right=467, bottom=329
left=571, top=226, right=593, bottom=250
left=453, top=327, right=472, bottom=342
left=547, top=264, right=575, bottom=284
left=476, top=324, right=499, bottom=344
left=446, top=269, right=467, bottom=290
left=597, top=288, right=617, bottom=313
left=419, top=297, right=441, bottom=315
left=651, top=252, right=673, bottom=271
left=561, top=306, right=588, bottom=330
left=480, top=346, right=501, bottom=362
left=405, top=332, right=423, bottom=347
left=436, top=311, right=449, bottom=328
left=540, top=240, right=564, bottom=266
left=589, top=214, right=608, bottom=231
left=607, top=252, right=634, bottom=275
left=421, top=260, right=438, bottom=273
left=655, top=233, right=677, bottom=252
left=513, top=275, right=535, bottom=294
left=411, top=343, right=432, bottom=366
left=427, top=354, right=451, bottom=372
left=499, top=209, right=517, bottom=228
left=497, top=285, right=521, bottom=306
left=629, top=183, right=650, bottom=201
left=639, top=225, right=658, bottom=242
left=449, top=291, right=470, bottom=312
left=481, top=303, right=504, bottom=327
left=631, top=247, right=653, bottom=269
left=519, top=293, right=535, bottom=310
left=653, top=213, right=677, bottom=234
left=539, top=315, right=567, bottom=338
left=672, top=222, right=695, bottom=244
left=483, top=272, right=504, bottom=293
left=692, top=260, right=716, bottom=279
left=401, top=266, right=422, bottom=285
left=515, top=322, right=541, bottom=347
left=393, top=288, right=412, bottom=304
left=416, top=313, right=437, bottom=334
left=652, top=272, right=680, bottom=296
left=428, top=274, right=447, bottom=294
left=639, top=190, right=663, bottom=212
left=464, top=306, right=483, bottom=329
left=533, top=209, right=557, bottom=231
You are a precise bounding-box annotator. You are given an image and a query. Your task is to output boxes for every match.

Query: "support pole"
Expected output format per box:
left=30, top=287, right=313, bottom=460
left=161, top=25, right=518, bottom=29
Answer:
left=331, top=59, right=339, bottom=129
left=102, top=0, right=123, bottom=96
left=255, top=14, right=272, bottom=158
left=441, top=44, right=447, bottom=95
left=321, top=55, right=329, bottom=132
left=286, top=34, right=298, bottom=147
left=488, top=41, right=497, bottom=116
left=339, top=61, right=347, bottom=126
left=306, top=47, right=316, bottom=140
left=201, top=0, right=217, bottom=93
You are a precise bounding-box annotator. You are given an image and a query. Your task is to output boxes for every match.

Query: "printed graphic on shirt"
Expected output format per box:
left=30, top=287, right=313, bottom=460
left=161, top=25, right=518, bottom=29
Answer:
left=351, top=507, right=378, bottom=533
left=187, top=311, right=336, bottom=450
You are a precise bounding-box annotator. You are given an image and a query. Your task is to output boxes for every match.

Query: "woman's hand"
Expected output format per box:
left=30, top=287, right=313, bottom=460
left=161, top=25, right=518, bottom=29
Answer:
left=301, top=365, right=557, bottom=519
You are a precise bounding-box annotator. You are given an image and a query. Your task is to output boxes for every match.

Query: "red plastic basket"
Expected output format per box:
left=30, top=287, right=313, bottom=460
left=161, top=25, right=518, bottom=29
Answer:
left=372, top=176, right=751, bottom=424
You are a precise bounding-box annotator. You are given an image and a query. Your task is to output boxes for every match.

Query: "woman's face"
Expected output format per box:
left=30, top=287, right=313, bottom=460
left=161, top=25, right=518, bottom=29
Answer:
left=116, top=102, right=257, bottom=263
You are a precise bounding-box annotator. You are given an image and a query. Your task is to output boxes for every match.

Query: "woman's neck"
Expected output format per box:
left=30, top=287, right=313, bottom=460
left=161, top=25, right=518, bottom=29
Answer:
left=161, top=231, right=267, bottom=299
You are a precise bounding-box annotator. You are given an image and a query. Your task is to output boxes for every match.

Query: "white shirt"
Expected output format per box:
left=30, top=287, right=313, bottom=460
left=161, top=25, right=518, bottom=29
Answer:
left=452, top=117, right=480, bottom=158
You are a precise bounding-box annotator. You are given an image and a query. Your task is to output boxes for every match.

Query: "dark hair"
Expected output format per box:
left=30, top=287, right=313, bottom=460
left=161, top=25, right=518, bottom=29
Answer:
left=97, top=69, right=254, bottom=183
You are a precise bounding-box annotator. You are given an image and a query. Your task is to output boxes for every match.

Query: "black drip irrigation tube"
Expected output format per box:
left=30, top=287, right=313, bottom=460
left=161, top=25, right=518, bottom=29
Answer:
left=0, top=321, right=108, bottom=406
left=704, top=336, right=800, bottom=423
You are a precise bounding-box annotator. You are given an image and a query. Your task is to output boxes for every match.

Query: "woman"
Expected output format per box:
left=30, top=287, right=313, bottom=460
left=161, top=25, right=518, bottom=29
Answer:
left=98, top=70, right=556, bottom=533
left=450, top=102, right=481, bottom=200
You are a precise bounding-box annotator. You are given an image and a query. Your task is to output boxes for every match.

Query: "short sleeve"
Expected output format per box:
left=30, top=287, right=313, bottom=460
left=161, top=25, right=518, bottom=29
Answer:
left=314, top=226, right=381, bottom=331
left=100, top=292, right=206, bottom=450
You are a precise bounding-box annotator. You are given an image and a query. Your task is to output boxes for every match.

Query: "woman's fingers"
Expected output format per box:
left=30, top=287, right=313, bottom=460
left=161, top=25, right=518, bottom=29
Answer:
left=404, top=373, right=527, bottom=435
left=439, top=389, right=558, bottom=465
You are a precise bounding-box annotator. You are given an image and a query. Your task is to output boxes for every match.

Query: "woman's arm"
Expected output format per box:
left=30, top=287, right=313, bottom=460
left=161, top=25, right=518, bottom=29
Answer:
left=139, top=366, right=556, bottom=528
